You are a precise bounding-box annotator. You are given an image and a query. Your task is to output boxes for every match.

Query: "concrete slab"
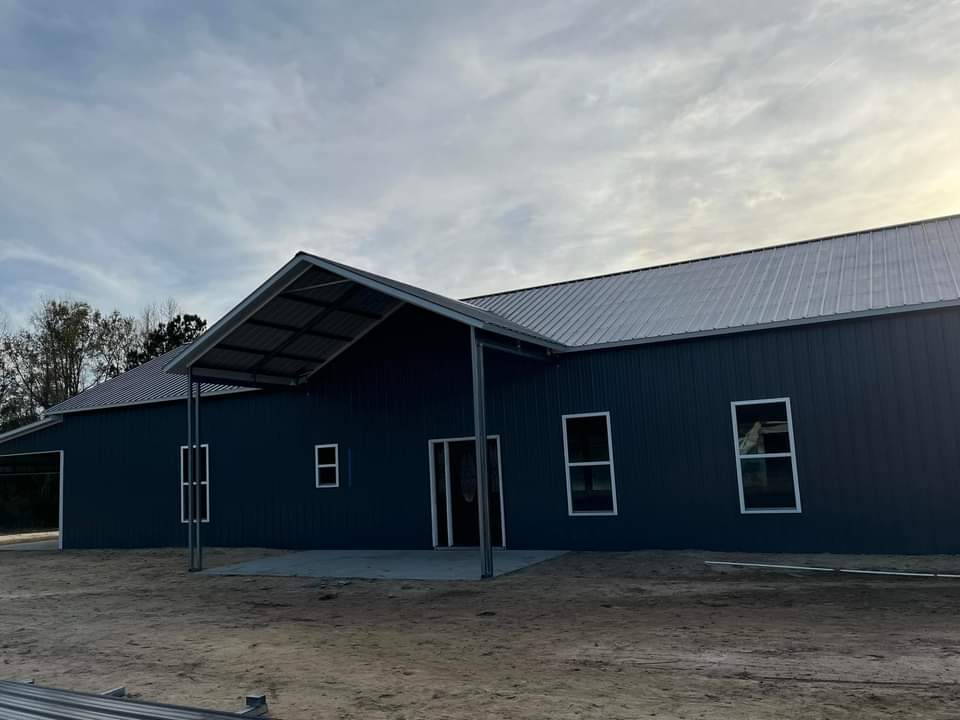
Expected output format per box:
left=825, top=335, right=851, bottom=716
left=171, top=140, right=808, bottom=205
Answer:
left=205, top=548, right=567, bottom=580
left=0, top=539, right=59, bottom=551
left=0, top=530, right=58, bottom=547
left=0, top=537, right=60, bottom=552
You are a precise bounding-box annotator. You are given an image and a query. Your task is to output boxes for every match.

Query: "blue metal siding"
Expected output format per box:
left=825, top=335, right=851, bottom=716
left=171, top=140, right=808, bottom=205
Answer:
left=3, top=305, right=960, bottom=553
left=1, top=309, right=477, bottom=550
left=484, top=305, right=960, bottom=553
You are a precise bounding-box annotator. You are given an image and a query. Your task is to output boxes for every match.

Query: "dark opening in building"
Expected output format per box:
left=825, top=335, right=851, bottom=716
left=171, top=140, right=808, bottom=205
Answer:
left=0, top=452, right=61, bottom=534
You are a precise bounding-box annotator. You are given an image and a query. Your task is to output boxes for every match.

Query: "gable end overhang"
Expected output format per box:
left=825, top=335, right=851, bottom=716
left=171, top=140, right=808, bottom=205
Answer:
left=164, top=253, right=563, bottom=386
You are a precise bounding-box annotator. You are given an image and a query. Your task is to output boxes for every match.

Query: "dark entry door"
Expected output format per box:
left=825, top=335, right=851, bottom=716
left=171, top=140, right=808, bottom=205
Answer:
left=431, top=437, right=503, bottom=547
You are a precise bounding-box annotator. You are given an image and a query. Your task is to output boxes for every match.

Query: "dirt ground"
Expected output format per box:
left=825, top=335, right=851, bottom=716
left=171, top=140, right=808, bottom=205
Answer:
left=2, top=548, right=960, bottom=719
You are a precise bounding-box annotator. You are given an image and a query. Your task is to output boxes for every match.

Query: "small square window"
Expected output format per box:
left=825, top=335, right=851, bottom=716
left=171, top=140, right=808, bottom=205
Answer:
left=315, top=444, right=339, bottom=488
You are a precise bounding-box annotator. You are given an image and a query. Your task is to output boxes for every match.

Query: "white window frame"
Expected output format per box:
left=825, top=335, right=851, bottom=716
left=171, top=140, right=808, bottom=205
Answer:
left=315, top=444, right=340, bottom=488
left=179, top=444, right=211, bottom=523
left=730, top=397, right=802, bottom=514
left=561, top=411, right=618, bottom=517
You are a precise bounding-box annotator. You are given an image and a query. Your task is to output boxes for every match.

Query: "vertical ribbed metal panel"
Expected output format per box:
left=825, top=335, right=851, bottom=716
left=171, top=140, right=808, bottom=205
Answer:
left=4, top=305, right=960, bottom=554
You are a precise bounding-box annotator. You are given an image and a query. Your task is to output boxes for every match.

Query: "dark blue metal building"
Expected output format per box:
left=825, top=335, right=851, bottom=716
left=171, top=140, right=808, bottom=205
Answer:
left=4, top=214, right=960, bottom=567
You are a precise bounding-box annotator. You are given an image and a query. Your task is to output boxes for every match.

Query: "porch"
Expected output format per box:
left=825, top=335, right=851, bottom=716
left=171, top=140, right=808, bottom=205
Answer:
left=204, top=548, right=566, bottom=581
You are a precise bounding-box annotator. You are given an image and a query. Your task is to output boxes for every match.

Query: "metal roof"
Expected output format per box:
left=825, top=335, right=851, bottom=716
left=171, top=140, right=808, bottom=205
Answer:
left=0, top=416, right=62, bottom=446
left=163, top=252, right=562, bottom=386
left=37, top=212, right=960, bottom=415
left=465, top=213, right=960, bottom=349
left=0, top=680, right=247, bottom=719
left=44, top=347, right=250, bottom=416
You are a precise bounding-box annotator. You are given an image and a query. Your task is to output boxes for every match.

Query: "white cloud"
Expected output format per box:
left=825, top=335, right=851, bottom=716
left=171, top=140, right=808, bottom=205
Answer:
left=1, top=0, right=959, bottom=327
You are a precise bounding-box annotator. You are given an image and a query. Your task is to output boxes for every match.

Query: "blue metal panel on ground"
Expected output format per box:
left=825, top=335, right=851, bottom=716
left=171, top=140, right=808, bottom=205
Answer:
left=3, top=305, right=960, bottom=554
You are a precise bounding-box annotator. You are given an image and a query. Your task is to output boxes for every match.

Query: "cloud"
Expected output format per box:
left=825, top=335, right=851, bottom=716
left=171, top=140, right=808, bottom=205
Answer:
left=1, top=0, right=959, bottom=327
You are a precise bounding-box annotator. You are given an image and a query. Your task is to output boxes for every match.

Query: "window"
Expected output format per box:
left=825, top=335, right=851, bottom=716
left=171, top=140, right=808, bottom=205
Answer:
left=562, top=412, right=618, bottom=515
left=731, top=398, right=801, bottom=513
left=315, top=444, right=339, bottom=488
left=180, top=444, right=210, bottom=523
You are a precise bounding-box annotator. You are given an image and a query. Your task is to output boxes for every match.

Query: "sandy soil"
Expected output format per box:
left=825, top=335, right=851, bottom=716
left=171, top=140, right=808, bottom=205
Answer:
left=2, top=548, right=960, bottom=719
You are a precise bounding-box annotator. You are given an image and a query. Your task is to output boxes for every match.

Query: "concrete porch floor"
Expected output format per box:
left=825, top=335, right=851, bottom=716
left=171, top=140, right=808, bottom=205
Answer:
left=0, top=531, right=59, bottom=551
left=204, top=548, right=567, bottom=580
left=0, top=539, right=59, bottom=551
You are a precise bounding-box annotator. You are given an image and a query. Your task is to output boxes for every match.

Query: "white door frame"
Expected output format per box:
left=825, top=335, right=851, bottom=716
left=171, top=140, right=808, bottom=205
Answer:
left=0, top=449, right=65, bottom=550
left=428, top=435, right=506, bottom=548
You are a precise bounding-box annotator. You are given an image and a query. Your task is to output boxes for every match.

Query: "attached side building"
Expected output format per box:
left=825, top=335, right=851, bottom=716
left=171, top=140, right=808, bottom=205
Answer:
left=4, top=213, right=960, bottom=554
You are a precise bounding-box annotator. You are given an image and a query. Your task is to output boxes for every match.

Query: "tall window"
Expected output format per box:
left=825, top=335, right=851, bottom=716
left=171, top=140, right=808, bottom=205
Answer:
left=731, top=398, right=801, bottom=513
left=180, top=444, right=210, bottom=523
left=562, top=412, right=618, bottom=516
left=315, top=444, right=339, bottom=488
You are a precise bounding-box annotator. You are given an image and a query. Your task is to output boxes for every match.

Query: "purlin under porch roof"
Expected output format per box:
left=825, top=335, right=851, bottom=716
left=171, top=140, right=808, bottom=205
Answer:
left=162, top=252, right=564, bottom=386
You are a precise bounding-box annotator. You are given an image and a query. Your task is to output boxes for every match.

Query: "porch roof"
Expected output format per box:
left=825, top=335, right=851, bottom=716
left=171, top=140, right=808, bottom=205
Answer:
left=163, top=253, right=562, bottom=386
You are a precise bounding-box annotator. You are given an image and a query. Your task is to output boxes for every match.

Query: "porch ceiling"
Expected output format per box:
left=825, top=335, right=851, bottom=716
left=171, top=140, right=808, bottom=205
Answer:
left=164, top=253, right=562, bottom=387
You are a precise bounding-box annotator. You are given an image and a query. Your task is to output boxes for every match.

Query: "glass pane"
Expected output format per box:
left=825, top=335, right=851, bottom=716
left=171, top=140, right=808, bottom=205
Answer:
left=433, top=443, right=448, bottom=546
left=740, top=456, right=797, bottom=509
left=317, top=465, right=338, bottom=486
left=199, top=446, right=208, bottom=484
left=182, top=482, right=209, bottom=521
left=181, top=446, right=208, bottom=483
left=569, top=464, right=614, bottom=513
left=487, top=439, right=500, bottom=495
left=565, top=415, right=610, bottom=463
left=316, top=446, right=337, bottom=465
left=199, top=481, right=209, bottom=521
left=735, top=402, right=791, bottom=455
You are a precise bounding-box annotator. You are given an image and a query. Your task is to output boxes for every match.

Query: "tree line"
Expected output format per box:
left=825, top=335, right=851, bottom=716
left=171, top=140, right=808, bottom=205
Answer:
left=0, top=299, right=206, bottom=432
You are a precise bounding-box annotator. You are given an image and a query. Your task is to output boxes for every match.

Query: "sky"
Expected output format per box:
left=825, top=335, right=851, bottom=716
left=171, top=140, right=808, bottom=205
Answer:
left=1, top=0, right=960, bottom=328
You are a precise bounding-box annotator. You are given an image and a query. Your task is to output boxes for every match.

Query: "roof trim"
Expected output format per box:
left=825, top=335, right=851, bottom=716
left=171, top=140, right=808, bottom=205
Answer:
left=462, top=211, right=960, bottom=302
left=555, top=297, right=960, bottom=353
left=47, top=387, right=256, bottom=416
left=0, top=416, right=63, bottom=446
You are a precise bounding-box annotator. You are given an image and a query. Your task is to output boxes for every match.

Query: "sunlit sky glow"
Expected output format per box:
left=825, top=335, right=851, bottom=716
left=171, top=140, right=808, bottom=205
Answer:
left=2, top=0, right=959, bottom=327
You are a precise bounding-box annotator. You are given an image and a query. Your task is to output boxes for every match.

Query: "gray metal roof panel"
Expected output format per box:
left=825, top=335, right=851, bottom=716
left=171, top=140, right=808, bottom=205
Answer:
left=42, top=213, right=960, bottom=415
left=465, top=214, right=960, bottom=347
left=44, top=347, right=250, bottom=415
left=0, top=680, right=245, bottom=719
